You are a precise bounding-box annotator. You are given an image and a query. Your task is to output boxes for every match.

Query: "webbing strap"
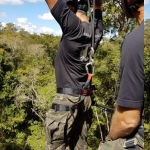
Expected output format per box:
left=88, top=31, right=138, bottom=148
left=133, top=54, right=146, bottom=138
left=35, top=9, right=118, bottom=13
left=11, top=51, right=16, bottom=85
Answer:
left=51, top=103, right=78, bottom=112
left=57, top=88, right=92, bottom=96
left=57, top=88, right=82, bottom=96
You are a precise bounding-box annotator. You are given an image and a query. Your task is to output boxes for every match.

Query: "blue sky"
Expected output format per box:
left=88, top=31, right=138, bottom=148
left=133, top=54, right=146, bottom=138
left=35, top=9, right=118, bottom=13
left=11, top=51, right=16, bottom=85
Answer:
left=0, top=0, right=149, bottom=35
left=145, top=0, right=150, bottom=20
left=0, top=0, right=62, bottom=35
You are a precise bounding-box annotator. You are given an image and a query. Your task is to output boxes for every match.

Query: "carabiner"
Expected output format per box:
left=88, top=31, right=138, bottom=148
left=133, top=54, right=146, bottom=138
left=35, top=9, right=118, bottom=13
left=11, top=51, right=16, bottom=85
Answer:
left=85, top=61, right=94, bottom=74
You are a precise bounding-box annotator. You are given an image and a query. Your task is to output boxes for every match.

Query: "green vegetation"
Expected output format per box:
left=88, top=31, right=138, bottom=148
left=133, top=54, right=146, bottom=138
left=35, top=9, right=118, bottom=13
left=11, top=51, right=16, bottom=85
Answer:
left=0, top=1, right=149, bottom=150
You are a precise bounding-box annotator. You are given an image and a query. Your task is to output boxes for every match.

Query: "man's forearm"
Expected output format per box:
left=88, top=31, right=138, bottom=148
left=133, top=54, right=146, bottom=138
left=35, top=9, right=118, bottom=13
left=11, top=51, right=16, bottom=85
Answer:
left=95, top=0, right=102, bottom=10
left=108, top=112, right=133, bottom=140
left=45, top=0, right=58, bottom=10
left=108, top=105, right=141, bottom=140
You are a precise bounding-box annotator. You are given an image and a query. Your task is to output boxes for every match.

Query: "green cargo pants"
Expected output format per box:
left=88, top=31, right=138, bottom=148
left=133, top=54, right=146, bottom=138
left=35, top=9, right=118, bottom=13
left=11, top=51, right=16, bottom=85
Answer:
left=45, top=93, right=93, bottom=150
left=98, top=133, right=144, bottom=150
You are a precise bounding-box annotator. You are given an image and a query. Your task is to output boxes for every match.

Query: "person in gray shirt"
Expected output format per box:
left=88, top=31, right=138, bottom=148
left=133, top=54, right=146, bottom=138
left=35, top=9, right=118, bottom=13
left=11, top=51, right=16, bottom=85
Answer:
left=99, top=0, right=144, bottom=150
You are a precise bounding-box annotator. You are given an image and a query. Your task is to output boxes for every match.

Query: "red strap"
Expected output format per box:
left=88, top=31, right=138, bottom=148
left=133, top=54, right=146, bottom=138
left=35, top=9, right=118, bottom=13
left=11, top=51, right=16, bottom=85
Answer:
left=88, top=73, right=93, bottom=80
left=82, top=89, right=93, bottom=96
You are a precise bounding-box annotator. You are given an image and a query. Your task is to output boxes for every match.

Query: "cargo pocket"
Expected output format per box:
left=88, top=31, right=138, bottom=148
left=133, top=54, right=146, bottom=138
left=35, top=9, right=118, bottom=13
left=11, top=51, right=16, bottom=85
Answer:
left=45, top=110, right=67, bottom=145
left=98, top=138, right=127, bottom=150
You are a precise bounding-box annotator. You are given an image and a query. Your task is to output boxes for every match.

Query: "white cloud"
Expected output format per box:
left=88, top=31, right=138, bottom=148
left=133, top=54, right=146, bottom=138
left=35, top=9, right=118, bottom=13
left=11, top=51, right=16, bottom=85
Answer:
left=37, top=26, right=54, bottom=33
left=38, top=12, right=54, bottom=20
left=0, top=0, right=43, bottom=5
left=145, top=0, right=149, bottom=4
left=1, top=17, right=61, bottom=35
left=1, top=22, right=6, bottom=27
left=17, top=18, right=28, bottom=24
left=0, top=0, right=23, bottom=5
left=37, top=26, right=62, bottom=36
left=54, top=30, right=62, bottom=36
left=18, top=23, right=37, bottom=33
left=15, top=18, right=62, bottom=35
left=26, top=0, right=44, bottom=2
left=0, top=12, right=7, bottom=17
left=17, top=18, right=37, bottom=33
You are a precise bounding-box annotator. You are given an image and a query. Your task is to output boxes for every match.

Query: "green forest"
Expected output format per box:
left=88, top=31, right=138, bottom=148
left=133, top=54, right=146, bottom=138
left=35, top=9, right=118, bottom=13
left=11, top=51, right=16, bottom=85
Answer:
left=0, top=1, right=150, bottom=150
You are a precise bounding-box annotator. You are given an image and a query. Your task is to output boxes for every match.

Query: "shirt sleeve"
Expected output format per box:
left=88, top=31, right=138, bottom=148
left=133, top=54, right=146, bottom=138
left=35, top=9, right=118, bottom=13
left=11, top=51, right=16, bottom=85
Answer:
left=116, top=25, right=144, bottom=108
left=51, top=0, right=81, bottom=36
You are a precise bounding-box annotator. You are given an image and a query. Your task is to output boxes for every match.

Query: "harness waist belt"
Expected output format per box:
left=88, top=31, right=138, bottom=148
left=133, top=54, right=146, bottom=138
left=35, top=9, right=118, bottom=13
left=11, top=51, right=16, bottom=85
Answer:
left=51, top=103, right=78, bottom=112
left=57, top=88, right=92, bottom=96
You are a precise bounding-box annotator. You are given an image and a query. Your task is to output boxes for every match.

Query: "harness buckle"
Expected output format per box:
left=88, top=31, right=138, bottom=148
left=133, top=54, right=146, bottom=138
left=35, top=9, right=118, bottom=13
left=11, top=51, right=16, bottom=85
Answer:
left=85, top=47, right=95, bottom=75
left=123, top=137, right=138, bottom=148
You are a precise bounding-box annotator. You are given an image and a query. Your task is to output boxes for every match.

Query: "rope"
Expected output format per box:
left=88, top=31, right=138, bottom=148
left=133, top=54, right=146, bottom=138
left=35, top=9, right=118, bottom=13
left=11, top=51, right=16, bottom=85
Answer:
left=92, top=0, right=95, bottom=49
left=94, top=107, right=104, bottom=141
left=85, top=0, right=95, bottom=76
left=113, top=62, right=120, bottom=102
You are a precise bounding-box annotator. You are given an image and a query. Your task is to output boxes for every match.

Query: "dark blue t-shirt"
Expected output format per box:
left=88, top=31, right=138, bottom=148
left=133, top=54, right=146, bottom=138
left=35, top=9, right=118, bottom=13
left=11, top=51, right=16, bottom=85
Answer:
left=116, top=21, right=144, bottom=108
left=51, top=0, right=103, bottom=90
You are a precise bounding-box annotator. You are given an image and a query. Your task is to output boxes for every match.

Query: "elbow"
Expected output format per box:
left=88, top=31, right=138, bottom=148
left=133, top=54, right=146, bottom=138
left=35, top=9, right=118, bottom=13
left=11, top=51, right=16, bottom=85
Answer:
left=122, top=119, right=140, bottom=132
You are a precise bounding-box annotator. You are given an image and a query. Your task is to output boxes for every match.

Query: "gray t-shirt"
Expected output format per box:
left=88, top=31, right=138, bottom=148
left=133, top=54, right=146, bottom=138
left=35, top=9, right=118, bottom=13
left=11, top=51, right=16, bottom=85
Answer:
left=116, top=21, right=144, bottom=138
left=51, top=0, right=103, bottom=90
left=117, top=21, right=144, bottom=108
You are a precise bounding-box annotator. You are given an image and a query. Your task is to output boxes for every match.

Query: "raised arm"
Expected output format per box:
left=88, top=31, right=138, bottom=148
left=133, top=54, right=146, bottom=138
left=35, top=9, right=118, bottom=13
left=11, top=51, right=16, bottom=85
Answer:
left=91, top=0, right=103, bottom=51
left=45, top=0, right=58, bottom=10
left=95, top=0, right=102, bottom=10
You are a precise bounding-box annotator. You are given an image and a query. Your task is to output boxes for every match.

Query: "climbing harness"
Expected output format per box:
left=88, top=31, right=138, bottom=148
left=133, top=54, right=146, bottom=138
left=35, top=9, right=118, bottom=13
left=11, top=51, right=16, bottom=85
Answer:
left=51, top=0, right=97, bottom=113
left=53, top=0, right=112, bottom=123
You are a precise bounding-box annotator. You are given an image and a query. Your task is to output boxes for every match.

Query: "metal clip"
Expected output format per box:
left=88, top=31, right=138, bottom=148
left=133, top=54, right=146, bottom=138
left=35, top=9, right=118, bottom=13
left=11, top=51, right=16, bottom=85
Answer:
left=85, top=47, right=95, bottom=74
left=89, top=47, right=94, bottom=58
left=85, top=61, right=94, bottom=74
left=123, top=137, right=138, bottom=148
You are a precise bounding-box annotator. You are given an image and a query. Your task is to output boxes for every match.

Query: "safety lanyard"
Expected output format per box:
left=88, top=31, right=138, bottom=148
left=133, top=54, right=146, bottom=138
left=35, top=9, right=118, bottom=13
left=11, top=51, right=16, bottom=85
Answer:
left=86, top=0, right=95, bottom=77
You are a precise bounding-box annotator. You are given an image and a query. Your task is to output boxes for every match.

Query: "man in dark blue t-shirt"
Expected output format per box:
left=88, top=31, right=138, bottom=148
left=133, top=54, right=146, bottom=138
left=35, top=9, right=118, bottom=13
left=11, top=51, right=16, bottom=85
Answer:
left=45, top=0, right=103, bottom=149
left=99, top=0, right=144, bottom=150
